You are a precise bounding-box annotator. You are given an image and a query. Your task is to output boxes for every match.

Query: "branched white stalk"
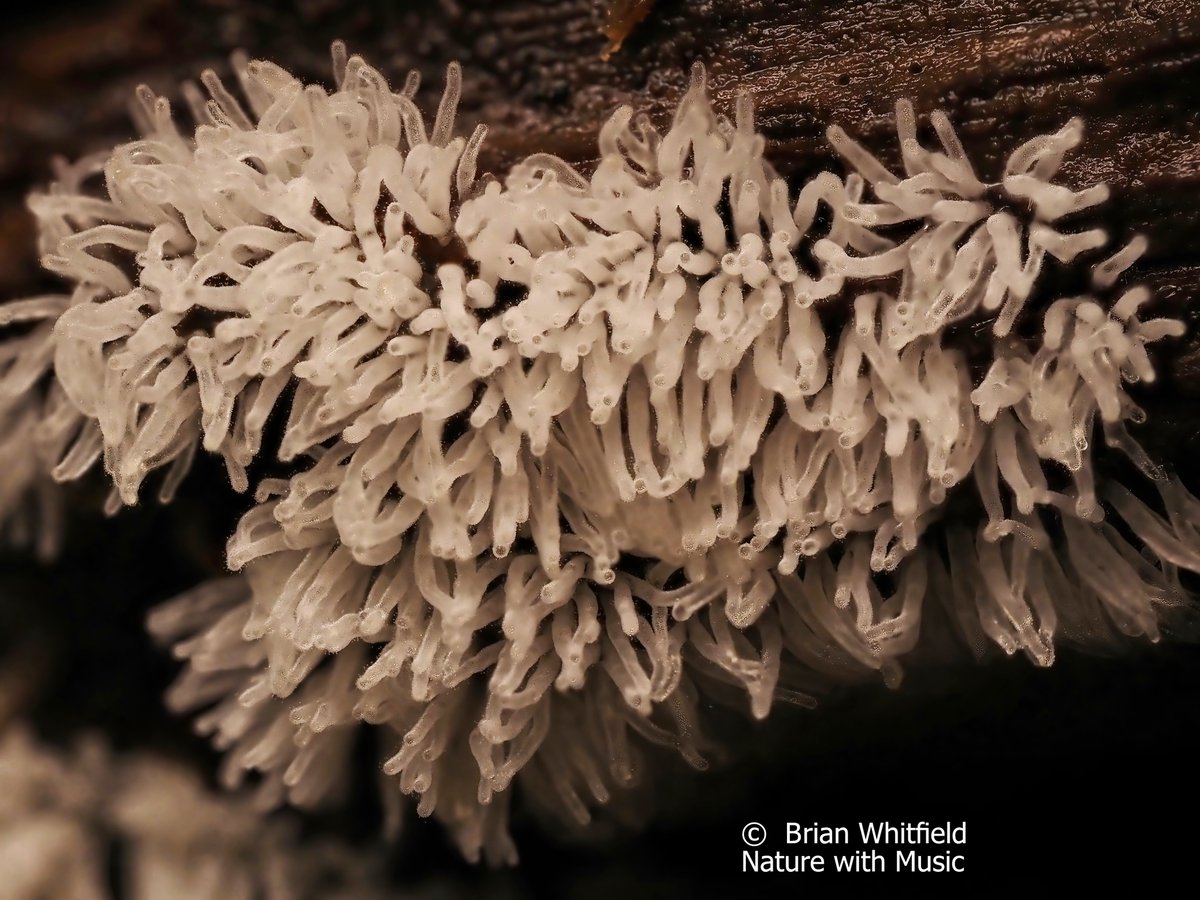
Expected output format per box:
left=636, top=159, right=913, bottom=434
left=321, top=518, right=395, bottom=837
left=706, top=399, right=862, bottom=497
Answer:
left=1, top=45, right=1196, bottom=863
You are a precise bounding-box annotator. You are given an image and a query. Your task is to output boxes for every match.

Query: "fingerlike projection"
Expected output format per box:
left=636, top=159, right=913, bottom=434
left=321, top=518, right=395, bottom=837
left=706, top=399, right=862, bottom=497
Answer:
left=1, top=45, right=1196, bottom=864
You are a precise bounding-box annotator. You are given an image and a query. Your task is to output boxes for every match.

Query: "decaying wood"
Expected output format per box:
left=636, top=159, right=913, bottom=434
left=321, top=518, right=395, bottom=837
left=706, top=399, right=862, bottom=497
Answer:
left=601, top=0, right=657, bottom=59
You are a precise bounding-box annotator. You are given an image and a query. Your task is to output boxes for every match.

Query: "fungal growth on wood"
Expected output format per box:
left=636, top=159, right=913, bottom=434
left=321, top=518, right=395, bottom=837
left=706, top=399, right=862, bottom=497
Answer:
left=1, top=40, right=1196, bottom=869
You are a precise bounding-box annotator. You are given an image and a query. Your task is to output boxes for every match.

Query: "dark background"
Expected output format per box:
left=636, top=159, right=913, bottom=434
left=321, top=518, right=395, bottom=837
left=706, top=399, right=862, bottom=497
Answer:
left=3, top=2, right=1200, bottom=897
left=7, top=493, right=1198, bottom=898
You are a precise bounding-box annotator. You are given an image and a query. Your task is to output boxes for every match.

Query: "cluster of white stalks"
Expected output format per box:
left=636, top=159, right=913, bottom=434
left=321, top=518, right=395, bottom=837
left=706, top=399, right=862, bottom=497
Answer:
left=2, top=44, right=1197, bottom=863
left=0, top=720, right=404, bottom=900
